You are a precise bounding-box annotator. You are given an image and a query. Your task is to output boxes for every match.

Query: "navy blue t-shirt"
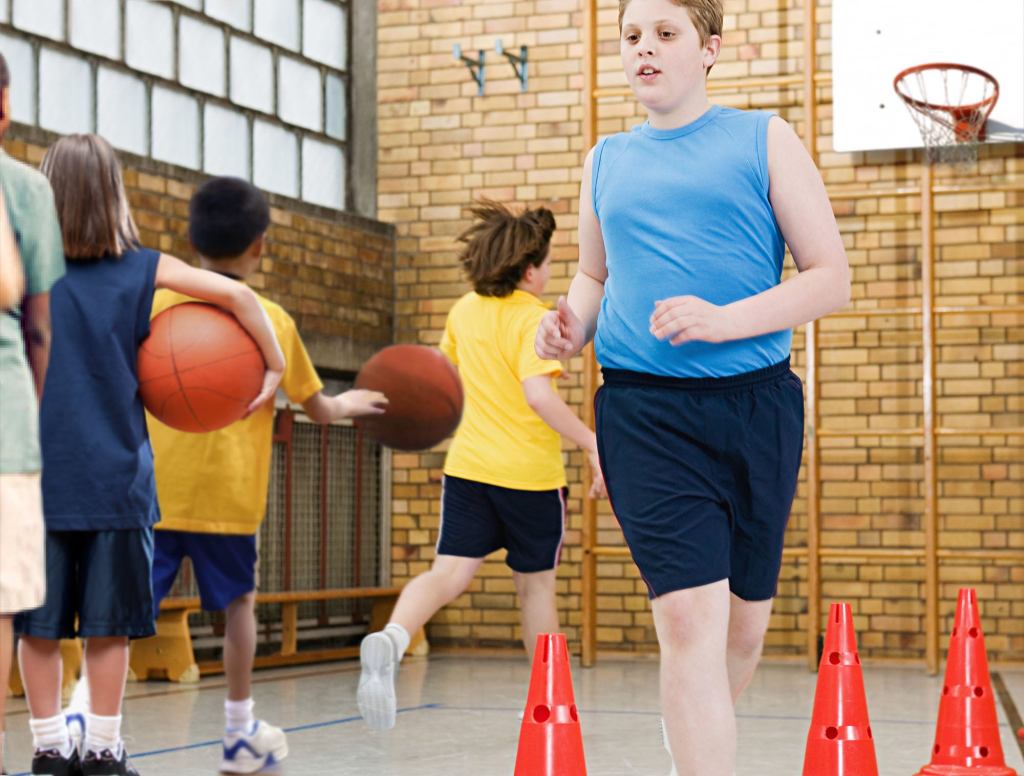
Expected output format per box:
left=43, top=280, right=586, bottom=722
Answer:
left=40, top=246, right=161, bottom=531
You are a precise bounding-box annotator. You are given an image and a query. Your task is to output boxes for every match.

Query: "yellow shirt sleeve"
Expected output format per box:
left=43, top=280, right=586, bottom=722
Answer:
left=274, top=310, right=324, bottom=404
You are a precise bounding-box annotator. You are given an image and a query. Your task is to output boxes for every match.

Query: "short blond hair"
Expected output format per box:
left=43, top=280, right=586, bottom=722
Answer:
left=40, top=134, right=140, bottom=260
left=618, top=0, right=723, bottom=45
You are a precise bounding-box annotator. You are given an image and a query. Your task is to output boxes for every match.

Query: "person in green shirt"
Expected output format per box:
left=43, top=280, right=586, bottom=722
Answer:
left=0, top=51, right=66, bottom=775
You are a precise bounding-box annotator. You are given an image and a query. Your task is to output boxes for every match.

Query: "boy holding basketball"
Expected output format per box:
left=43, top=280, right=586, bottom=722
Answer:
left=357, top=200, right=606, bottom=731
left=145, top=177, right=386, bottom=774
left=535, top=1, right=850, bottom=773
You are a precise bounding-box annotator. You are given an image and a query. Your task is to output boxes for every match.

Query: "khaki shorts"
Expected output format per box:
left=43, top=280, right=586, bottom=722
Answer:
left=0, top=472, right=46, bottom=614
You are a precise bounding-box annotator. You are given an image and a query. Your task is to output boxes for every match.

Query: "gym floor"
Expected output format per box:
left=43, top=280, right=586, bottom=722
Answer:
left=5, top=654, right=1023, bottom=775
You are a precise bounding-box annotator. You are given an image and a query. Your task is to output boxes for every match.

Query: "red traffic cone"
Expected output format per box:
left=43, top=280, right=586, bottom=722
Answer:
left=513, top=633, right=587, bottom=776
left=802, top=602, right=879, bottom=775
left=915, top=588, right=1017, bottom=776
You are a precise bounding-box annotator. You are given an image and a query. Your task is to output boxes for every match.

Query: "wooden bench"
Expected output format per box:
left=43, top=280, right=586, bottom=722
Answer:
left=128, top=587, right=427, bottom=683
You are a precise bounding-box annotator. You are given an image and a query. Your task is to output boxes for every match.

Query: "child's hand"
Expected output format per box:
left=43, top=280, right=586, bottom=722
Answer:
left=587, top=449, right=607, bottom=499
left=246, top=366, right=285, bottom=415
left=339, top=389, right=388, bottom=418
left=536, top=296, right=585, bottom=359
left=650, top=295, right=735, bottom=345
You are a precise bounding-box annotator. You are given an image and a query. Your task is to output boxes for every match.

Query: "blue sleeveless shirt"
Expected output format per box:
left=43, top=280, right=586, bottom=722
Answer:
left=40, top=246, right=161, bottom=531
left=592, top=105, right=790, bottom=378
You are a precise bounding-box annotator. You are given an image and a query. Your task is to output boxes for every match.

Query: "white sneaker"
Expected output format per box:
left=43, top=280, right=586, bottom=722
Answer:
left=357, top=631, right=398, bottom=730
left=220, top=720, right=288, bottom=774
left=64, top=677, right=90, bottom=757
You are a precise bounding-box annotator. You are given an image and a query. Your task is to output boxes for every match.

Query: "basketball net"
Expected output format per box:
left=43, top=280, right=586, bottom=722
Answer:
left=893, top=63, right=999, bottom=167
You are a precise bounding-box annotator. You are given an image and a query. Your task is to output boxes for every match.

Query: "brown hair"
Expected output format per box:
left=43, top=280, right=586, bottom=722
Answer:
left=40, top=134, right=140, bottom=260
left=457, top=200, right=556, bottom=298
left=618, top=0, right=723, bottom=46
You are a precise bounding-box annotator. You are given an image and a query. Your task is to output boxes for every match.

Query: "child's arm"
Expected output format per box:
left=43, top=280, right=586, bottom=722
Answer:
left=155, top=254, right=285, bottom=412
left=522, top=375, right=606, bottom=498
left=21, top=293, right=52, bottom=399
left=649, top=116, right=851, bottom=346
left=536, top=148, right=608, bottom=360
left=301, top=389, right=388, bottom=424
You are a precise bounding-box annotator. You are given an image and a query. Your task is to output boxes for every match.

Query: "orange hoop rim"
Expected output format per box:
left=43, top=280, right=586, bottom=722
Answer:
left=893, top=62, right=1000, bottom=118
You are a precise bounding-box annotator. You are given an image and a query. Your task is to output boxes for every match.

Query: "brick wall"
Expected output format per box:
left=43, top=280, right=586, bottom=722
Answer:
left=377, top=0, right=1022, bottom=661
left=5, top=129, right=395, bottom=374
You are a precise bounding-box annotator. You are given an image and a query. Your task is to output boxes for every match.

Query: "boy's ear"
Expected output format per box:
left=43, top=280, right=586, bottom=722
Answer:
left=245, top=234, right=265, bottom=258
left=703, top=34, right=722, bottom=69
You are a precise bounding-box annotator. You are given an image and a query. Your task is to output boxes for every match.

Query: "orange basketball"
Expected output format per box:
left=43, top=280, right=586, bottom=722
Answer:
left=354, top=344, right=463, bottom=450
left=138, top=302, right=265, bottom=432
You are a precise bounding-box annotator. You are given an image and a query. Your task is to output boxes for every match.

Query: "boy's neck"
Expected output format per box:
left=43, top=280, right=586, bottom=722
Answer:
left=198, top=255, right=256, bottom=279
left=647, top=92, right=712, bottom=131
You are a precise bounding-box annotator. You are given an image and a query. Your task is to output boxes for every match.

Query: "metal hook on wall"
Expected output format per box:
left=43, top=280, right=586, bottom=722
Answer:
left=495, top=39, right=528, bottom=92
left=453, top=44, right=486, bottom=96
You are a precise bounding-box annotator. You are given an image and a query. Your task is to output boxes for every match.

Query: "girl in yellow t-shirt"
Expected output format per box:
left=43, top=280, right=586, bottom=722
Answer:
left=357, top=201, right=606, bottom=731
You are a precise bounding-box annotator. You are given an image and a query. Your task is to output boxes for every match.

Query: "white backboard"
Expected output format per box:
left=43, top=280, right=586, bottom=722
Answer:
left=832, top=0, right=1024, bottom=153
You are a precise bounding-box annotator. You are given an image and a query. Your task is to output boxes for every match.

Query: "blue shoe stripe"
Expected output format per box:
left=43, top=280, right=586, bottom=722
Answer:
left=222, top=739, right=265, bottom=760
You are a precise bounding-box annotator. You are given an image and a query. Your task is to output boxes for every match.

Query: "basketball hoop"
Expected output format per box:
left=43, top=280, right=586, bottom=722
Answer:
left=893, top=63, right=999, bottom=166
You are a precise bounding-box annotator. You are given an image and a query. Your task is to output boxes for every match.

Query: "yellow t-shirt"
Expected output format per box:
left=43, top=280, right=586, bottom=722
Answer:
left=147, top=288, right=323, bottom=535
left=440, top=290, right=565, bottom=490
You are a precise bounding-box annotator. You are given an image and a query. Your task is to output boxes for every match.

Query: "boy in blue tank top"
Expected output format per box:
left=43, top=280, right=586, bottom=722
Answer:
left=14, top=134, right=285, bottom=776
left=536, top=1, right=850, bottom=774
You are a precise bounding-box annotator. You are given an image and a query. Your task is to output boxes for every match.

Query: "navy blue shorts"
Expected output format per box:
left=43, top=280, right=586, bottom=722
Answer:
left=152, top=530, right=258, bottom=612
left=437, top=475, right=567, bottom=573
left=595, top=359, right=804, bottom=601
left=15, top=528, right=156, bottom=640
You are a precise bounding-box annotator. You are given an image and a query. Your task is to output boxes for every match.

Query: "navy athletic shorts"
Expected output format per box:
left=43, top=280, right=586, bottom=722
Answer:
left=15, top=528, right=156, bottom=640
left=437, top=475, right=567, bottom=573
left=152, top=530, right=258, bottom=612
left=595, top=359, right=804, bottom=601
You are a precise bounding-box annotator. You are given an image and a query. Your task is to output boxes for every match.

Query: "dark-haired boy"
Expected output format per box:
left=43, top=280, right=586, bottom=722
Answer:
left=146, top=177, right=387, bottom=773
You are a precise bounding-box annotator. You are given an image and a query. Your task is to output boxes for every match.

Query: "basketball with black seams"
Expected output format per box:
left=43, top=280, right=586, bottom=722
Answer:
left=354, top=344, right=463, bottom=450
left=138, top=302, right=265, bottom=432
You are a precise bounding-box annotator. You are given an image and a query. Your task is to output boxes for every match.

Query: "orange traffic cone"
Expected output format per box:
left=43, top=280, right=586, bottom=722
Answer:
left=513, top=633, right=587, bottom=776
left=915, top=588, right=1017, bottom=776
left=802, top=602, right=879, bottom=775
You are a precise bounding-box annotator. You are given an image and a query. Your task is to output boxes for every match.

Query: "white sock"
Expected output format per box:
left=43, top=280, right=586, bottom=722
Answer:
left=384, top=623, right=410, bottom=659
left=84, top=713, right=121, bottom=756
left=225, top=698, right=255, bottom=733
left=29, top=714, right=72, bottom=756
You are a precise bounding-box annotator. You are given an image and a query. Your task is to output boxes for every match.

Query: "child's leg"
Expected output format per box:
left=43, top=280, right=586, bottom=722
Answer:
left=18, top=636, right=64, bottom=720
left=83, top=637, right=128, bottom=717
left=74, top=528, right=154, bottom=773
left=725, top=594, right=773, bottom=702
left=219, top=590, right=288, bottom=773
left=223, top=590, right=257, bottom=703
left=511, top=569, right=558, bottom=662
left=0, top=615, right=11, bottom=767
left=358, top=554, right=482, bottom=731
left=389, top=555, right=483, bottom=638
left=653, top=580, right=735, bottom=776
